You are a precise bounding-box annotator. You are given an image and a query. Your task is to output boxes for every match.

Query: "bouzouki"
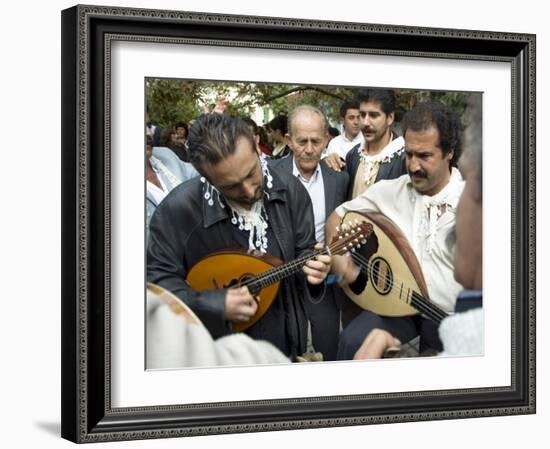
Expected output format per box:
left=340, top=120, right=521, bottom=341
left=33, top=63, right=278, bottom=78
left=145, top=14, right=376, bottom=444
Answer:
left=186, top=221, right=373, bottom=332
left=341, top=211, right=449, bottom=325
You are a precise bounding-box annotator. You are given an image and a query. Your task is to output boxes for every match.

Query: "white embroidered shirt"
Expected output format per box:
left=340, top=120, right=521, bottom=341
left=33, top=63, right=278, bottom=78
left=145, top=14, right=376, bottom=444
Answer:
left=335, top=169, right=465, bottom=312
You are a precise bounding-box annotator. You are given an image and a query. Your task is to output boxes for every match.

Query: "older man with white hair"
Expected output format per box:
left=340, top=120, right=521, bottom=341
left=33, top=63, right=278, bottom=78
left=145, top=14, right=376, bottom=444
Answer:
left=271, top=105, right=349, bottom=360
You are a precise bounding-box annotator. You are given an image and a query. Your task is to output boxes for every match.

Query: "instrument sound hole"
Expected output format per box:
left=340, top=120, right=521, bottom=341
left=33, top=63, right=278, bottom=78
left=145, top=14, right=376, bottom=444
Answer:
left=369, top=257, right=393, bottom=295
left=222, top=278, right=240, bottom=289
left=223, top=274, right=259, bottom=295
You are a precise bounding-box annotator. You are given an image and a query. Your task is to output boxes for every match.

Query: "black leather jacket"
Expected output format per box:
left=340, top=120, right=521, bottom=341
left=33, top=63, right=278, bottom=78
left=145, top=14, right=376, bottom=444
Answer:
left=147, top=163, right=319, bottom=357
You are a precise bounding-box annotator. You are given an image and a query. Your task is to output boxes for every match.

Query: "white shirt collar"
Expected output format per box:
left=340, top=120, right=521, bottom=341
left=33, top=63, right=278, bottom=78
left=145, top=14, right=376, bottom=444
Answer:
left=292, top=157, right=321, bottom=183
left=406, top=167, right=465, bottom=256
left=343, top=132, right=363, bottom=144
left=407, top=167, right=464, bottom=208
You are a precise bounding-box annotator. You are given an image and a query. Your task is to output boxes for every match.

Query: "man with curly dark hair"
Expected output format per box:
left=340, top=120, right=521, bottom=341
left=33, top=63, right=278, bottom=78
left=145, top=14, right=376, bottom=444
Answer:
left=326, top=101, right=465, bottom=360
left=352, top=100, right=482, bottom=360
left=400, top=101, right=463, bottom=194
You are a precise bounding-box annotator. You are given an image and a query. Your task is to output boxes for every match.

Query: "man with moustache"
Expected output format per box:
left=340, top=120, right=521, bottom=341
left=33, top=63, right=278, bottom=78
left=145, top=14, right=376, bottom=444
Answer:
left=353, top=103, right=483, bottom=359
left=147, top=112, right=332, bottom=359
left=271, top=105, right=349, bottom=360
left=324, top=89, right=407, bottom=200
left=328, top=89, right=409, bottom=324
left=325, top=101, right=465, bottom=360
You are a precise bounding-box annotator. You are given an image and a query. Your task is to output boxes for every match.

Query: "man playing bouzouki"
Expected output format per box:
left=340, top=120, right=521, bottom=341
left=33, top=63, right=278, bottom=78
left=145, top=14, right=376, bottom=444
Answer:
left=147, top=112, right=332, bottom=360
left=353, top=101, right=483, bottom=359
left=326, top=101, right=465, bottom=360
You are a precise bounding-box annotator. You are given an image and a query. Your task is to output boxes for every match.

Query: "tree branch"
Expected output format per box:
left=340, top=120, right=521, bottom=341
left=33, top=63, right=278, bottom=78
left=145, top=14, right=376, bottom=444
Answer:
left=262, top=86, right=347, bottom=103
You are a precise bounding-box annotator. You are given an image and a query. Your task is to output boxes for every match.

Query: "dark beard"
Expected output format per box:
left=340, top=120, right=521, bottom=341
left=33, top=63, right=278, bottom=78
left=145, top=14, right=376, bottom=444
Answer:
left=238, top=186, right=264, bottom=205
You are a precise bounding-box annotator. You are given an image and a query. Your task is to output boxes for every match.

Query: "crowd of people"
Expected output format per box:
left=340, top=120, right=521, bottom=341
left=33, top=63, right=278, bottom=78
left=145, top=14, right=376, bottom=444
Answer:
left=145, top=88, right=483, bottom=368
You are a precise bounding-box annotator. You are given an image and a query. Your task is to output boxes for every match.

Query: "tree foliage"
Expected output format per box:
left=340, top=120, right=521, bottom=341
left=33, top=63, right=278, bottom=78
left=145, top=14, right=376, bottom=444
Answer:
left=146, top=78, right=474, bottom=129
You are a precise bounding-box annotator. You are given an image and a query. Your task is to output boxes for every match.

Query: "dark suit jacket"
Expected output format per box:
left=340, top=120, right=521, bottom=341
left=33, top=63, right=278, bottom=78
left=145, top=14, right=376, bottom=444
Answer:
left=269, top=156, right=349, bottom=359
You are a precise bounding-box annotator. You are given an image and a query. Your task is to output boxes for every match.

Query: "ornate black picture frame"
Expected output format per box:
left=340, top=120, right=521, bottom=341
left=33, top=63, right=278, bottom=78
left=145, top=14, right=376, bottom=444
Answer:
left=61, top=4, right=536, bottom=443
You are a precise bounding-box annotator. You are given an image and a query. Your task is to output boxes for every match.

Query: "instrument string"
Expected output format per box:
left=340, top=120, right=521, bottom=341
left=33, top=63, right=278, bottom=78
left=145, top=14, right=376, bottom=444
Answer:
left=229, top=222, right=448, bottom=325
left=238, top=227, right=370, bottom=292
left=349, top=255, right=447, bottom=324
left=349, top=251, right=448, bottom=323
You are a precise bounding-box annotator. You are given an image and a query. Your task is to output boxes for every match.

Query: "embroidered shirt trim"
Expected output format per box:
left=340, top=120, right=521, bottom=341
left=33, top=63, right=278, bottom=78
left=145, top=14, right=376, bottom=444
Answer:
left=358, top=135, right=405, bottom=186
left=200, top=155, right=274, bottom=252
left=407, top=167, right=464, bottom=255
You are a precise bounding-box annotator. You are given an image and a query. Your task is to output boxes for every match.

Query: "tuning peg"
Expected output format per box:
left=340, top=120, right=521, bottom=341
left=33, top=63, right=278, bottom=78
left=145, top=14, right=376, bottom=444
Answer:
left=361, top=239, right=367, bottom=244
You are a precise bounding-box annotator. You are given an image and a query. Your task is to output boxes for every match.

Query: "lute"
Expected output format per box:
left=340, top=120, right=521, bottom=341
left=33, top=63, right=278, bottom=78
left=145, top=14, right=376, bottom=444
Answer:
left=341, top=211, right=450, bottom=324
left=187, top=221, right=373, bottom=332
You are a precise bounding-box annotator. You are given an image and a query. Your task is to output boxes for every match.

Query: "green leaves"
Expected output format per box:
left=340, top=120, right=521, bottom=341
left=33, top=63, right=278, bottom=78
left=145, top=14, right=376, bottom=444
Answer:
left=146, top=79, right=472, bottom=129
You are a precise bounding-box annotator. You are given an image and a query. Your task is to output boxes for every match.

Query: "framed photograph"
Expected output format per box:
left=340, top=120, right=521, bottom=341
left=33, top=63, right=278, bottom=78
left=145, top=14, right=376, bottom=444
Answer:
left=61, top=4, right=535, bottom=443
